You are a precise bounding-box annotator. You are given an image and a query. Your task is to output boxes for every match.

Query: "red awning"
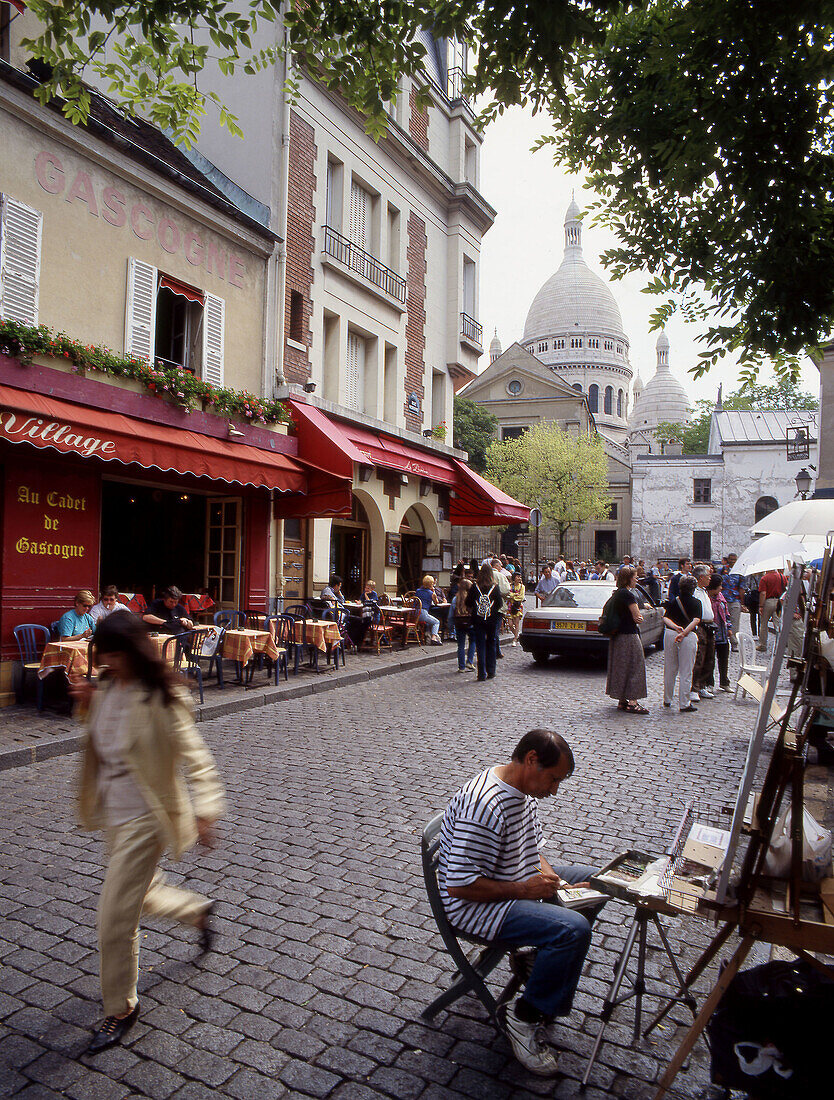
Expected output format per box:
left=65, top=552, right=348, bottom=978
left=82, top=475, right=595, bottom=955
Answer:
left=0, top=383, right=307, bottom=492
left=159, top=274, right=205, bottom=305
left=450, top=460, right=530, bottom=525
left=286, top=398, right=529, bottom=525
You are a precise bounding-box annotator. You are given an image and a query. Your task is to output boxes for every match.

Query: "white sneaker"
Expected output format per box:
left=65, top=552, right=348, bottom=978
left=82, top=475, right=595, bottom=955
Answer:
left=465, top=661, right=475, bottom=670
left=690, top=692, right=700, bottom=703
left=699, top=689, right=715, bottom=699
left=498, top=1003, right=560, bottom=1077
left=511, top=640, right=517, bottom=647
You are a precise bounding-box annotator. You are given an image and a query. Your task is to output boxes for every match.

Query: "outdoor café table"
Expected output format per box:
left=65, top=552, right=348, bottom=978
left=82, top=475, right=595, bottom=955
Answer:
left=223, top=628, right=281, bottom=680
left=290, top=618, right=342, bottom=654
left=37, top=638, right=90, bottom=680
left=381, top=607, right=412, bottom=649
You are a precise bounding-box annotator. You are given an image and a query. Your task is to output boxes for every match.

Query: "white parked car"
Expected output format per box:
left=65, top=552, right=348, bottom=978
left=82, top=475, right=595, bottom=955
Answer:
left=519, top=582, right=664, bottom=664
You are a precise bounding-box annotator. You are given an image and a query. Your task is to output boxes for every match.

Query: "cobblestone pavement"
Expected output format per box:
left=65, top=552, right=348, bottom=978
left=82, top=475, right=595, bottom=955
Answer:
left=0, top=642, right=785, bottom=1099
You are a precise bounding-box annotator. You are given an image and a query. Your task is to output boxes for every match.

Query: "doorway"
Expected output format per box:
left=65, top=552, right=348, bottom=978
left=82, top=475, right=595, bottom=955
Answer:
left=594, top=530, right=617, bottom=561
left=398, top=506, right=427, bottom=593
left=329, top=496, right=369, bottom=599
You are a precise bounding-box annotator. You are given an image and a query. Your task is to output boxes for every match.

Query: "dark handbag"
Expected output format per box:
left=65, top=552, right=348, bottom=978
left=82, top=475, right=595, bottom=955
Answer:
left=744, top=587, right=760, bottom=612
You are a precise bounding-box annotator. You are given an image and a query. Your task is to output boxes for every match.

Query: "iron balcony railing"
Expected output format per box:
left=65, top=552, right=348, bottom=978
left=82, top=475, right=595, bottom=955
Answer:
left=460, top=312, right=483, bottom=345
left=323, top=226, right=406, bottom=303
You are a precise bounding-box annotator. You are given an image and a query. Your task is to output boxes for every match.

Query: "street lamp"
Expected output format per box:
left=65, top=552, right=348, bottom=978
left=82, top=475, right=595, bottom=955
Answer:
left=795, top=467, right=813, bottom=499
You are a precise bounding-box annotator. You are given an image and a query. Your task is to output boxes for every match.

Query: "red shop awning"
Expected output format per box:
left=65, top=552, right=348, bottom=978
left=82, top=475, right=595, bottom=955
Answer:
left=287, top=398, right=529, bottom=525
left=159, top=274, right=205, bottom=304
left=0, top=383, right=307, bottom=492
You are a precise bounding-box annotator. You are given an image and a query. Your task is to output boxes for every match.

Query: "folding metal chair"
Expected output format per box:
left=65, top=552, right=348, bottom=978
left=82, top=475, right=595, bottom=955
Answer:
left=420, top=812, right=525, bottom=1022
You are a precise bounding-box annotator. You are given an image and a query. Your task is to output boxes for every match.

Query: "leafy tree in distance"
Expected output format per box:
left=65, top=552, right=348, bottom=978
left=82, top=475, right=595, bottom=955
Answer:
left=16, top=2, right=834, bottom=375
left=453, top=397, right=498, bottom=474
left=485, top=424, right=611, bottom=555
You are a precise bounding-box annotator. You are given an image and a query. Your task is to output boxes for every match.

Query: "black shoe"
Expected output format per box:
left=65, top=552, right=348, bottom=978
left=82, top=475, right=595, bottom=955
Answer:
left=198, top=903, right=214, bottom=954
left=679, top=704, right=698, bottom=713
left=487, top=673, right=496, bottom=679
left=663, top=702, right=671, bottom=708
left=86, top=1003, right=139, bottom=1054
left=497, top=652, right=505, bottom=659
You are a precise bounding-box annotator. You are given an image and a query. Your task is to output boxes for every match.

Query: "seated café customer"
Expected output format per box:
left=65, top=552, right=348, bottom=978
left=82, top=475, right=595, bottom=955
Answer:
left=415, top=574, right=442, bottom=645
left=439, top=729, right=604, bottom=1076
left=58, top=590, right=96, bottom=640
left=90, top=586, right=129, bottom=625
left=361, top=579, right=380, bottom=605
left=321, top=574, right=346, bottom=606
left=143, top=587, right=194, bottom=635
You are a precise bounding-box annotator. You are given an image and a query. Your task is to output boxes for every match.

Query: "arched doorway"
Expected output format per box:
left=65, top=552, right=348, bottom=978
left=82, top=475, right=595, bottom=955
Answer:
left=398, top=506, right=427, bottom=593
left=330, top=495, right=370, bottom=599
left=755, top=496, right=779, bottom=525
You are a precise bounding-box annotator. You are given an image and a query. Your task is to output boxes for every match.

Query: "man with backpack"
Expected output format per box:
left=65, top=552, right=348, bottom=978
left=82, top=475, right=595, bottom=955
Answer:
left=466, top=563, right=504, bottom=681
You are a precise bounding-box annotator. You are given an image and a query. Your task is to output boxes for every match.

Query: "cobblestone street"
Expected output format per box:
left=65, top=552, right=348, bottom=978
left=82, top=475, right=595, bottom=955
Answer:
left=0, top=643, right=775, bottom=1099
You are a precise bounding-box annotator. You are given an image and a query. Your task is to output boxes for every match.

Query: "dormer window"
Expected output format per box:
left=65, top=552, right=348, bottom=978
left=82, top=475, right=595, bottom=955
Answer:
left=571, top=337, right=582, bottom=348
left=556, top=338, right=565, bottom=349
left=537, top=341, right=548, bottom=353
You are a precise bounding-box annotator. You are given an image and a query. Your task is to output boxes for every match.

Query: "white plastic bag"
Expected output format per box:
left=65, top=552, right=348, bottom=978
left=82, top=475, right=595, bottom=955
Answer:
left=764, top=806, right=832, bottom=882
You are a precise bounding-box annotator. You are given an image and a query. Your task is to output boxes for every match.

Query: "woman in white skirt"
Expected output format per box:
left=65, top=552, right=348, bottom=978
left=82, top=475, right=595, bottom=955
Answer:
left=662, top=575, right=702, bottom=712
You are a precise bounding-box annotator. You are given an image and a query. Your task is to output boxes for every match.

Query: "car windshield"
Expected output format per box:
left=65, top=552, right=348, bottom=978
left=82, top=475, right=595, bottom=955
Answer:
left=543, top=585, right=613, bottom=609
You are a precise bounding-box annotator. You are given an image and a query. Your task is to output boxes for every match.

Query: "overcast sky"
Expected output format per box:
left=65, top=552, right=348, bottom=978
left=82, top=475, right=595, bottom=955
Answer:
left=477, top=106, right=821, bottom=406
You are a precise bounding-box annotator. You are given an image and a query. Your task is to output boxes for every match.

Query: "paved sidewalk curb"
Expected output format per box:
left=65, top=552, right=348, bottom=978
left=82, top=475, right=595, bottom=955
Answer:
left=0, top=644, right=462, bottom=772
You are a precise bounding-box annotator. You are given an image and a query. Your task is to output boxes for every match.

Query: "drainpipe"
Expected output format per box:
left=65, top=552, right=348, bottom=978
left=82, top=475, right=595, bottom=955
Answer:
left=273, top=2, right=292, bottom=393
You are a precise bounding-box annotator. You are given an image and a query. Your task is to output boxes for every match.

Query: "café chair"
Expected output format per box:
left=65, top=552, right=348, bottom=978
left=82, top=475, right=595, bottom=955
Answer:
left=171, top=627, right=225, bottom=704
left=320, top=608, right=347, bottom=669
left=260, top=615, right=290, bottom=683
left=363, top=603, right=391, bottom=655
left=214, top=610, right=246, bottom=629
left=12, top=624, right=50, bottom=710
left=405, top=598, right=426, bottom=647
left=50, top=619, right=61, bottom=640
left=420, top=812, right=525, bottom=1023
left=284, top=603, right=312, bottom=620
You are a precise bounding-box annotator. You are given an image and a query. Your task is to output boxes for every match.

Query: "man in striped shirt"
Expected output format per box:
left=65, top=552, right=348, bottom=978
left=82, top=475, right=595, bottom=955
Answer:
left=439, top=729, right=602, bottom=1077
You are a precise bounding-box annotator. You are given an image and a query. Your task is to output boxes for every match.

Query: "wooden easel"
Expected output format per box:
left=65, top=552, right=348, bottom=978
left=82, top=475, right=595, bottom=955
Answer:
left=653, top=555, right=834, bottom=1099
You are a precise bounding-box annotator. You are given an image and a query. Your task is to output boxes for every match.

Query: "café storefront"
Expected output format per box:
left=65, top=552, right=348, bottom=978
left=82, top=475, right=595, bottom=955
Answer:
left=0, top=365, right=346, bottom=705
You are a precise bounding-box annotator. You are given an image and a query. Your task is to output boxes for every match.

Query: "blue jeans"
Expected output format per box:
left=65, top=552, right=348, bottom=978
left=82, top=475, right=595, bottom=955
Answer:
left=418, top=609, right=440, bottom=637
left=494, top=864, right=602, bottom=1018
left=447, top=604, right=456, bottom=640
left=472, top=618, right=498, bottom=678
left=456, top=624, right=475, bottom=669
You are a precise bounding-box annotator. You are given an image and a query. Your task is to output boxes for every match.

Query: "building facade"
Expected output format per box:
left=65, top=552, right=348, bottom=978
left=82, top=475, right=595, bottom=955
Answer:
left=631, top=409, right=820, bottom=562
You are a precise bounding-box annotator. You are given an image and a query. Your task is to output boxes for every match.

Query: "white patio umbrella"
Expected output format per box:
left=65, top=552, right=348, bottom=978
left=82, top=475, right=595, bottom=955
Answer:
left=750, top=498, right=834, bottom=541
left=733, top=531, right=824, bottom=576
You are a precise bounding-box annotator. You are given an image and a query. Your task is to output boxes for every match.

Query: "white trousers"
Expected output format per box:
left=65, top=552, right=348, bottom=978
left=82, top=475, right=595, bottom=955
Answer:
left=727, top=600, right=741, bottom=644
left=663, top=629, right=698, bottom=708
left=99, top=812, right=208, bottom=1016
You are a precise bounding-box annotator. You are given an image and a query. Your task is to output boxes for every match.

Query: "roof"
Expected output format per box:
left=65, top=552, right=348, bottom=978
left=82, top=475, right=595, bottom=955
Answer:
left=711, top=409, right=818, bottom=446
left=0, top=60, right=276, bottom=240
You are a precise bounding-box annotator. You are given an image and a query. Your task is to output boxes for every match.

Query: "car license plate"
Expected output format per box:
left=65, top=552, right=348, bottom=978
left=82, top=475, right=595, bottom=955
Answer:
left=549, top=621, right=583, bottom=631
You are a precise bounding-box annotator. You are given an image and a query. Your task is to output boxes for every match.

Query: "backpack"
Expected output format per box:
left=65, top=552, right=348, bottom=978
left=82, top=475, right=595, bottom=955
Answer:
left=597, top=593, right=621, bottom=636
left=473, top=584, right=495, bottom=620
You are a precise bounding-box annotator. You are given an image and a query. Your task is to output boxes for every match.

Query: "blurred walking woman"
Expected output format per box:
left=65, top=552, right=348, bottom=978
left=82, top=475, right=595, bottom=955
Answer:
left=605, top=566, right=649, bottom=714
left=72, top=612, right=225, bottom=1054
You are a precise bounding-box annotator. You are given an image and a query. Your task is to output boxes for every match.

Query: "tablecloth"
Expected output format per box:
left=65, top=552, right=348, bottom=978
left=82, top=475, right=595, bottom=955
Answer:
left=291, top=619, right=342, bottom=653
left=38, top=639, right=90, bottom=680
left=223, top=628, right=282, bottom=667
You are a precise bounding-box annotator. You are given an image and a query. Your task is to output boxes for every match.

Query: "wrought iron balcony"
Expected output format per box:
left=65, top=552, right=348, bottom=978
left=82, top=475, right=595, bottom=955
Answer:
left=460, top=312, right=483, bottom=346
left=322, top=226, right=406, bottom=303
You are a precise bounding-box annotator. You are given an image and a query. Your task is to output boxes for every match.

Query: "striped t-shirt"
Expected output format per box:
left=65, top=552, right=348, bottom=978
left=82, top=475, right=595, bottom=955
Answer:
left=438, top=767, right=544, bottom=940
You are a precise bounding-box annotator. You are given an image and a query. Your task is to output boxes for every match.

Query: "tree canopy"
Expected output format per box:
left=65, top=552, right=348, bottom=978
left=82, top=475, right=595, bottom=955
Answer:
left=14, top=1, right=834, bottom=376
left=452, top=396, right=498, bottom=473
left=484, top=424, right=610, bottom=553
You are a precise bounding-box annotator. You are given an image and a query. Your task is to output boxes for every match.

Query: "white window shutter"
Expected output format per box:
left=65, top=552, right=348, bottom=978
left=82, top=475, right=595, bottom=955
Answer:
left=349, top=181, right=369, bottom=251
left=345, top=331, right=364, bottom=412
left=203, top=292, right=225, bottom=386
left=125, top=257, right=157, bottom=362
left=0, top=195, right=43, bottom=325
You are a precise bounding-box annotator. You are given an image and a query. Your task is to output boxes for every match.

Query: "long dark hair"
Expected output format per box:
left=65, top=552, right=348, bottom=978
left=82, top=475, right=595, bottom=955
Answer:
left=477, top=563, right=495, bottom=589
left=93, top=611, right=179, bottom=706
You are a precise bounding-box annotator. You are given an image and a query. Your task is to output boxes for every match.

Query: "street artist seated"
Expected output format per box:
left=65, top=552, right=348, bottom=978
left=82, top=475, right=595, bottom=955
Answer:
left=58, top=590, right=96, bottom=640
left=438, top=729, right=605, bottom=1077
left=143, top=586, right=194, bottom=635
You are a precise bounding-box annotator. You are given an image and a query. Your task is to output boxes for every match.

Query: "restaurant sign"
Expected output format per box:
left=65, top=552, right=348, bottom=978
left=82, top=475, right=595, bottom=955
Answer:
left=0, top=408, right=117, bottom=459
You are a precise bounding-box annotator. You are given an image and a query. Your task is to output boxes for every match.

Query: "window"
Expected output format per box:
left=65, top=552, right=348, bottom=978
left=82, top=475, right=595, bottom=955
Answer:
left=693, top=531, right=712, bottom=560
left=462, top=256, right=476, bottom=318
left=345, top=330, right=365, bottom=412
left=507, top=379, right=523, bottom=396
left=571, top=336, right=582, bottom=348
left=616, top=344, right=623, bottom=355
left=502, top=426, right=526, bottom=441
left=572, top=383, right=583, bottom=392
left=604, top=386, right=613, bottom=415
left=325, top=158, right=343, bottom=233
left=588, top=337, right=599, bottom=349
left=693, top=478, right=712, bottom=504
left=537, top=341, right=548, bottom=353
left=755, top=496, right=779, bottom=524
left=607, top=502, right=618, bottom=520
left=387, top=204, right=400, bottom=273
left=0, top=194, right=43, bottom=324
left=588, top=384, right=599, bottom=413
left=556, top=338, right=565, bottom=349
left=288, top=290, right=304, bottom=343
left=125, top=258, right=223, bottom=383
left=349, top=179, right=372, bottom=252
left=464, top=138, right=477, bottom=186
left=617, top=388, right=624, bottom=417
left=604, top=339, right=613, bottom=351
